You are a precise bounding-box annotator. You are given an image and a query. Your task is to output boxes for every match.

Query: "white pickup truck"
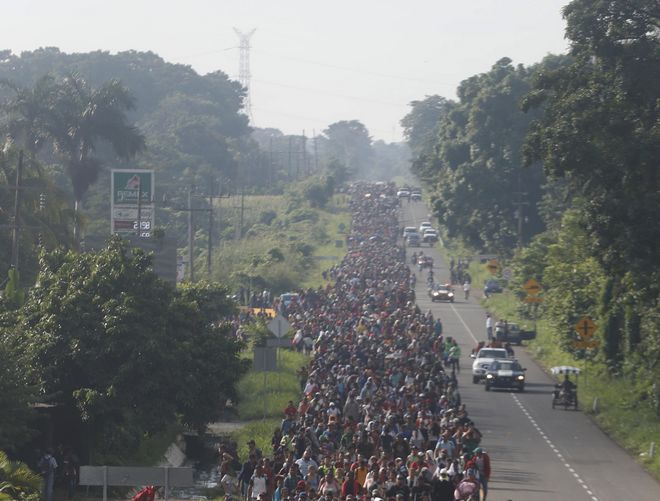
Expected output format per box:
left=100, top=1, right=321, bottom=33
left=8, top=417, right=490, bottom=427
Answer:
left=471, top=347, right=510, bottom=383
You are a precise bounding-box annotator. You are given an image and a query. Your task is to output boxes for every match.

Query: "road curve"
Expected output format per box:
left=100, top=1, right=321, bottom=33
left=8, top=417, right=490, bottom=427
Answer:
left=401, top=199, right=659, bottom=501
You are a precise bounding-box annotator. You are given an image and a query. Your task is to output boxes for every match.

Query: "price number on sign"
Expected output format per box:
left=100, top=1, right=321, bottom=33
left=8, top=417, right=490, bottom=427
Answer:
left=133, top=220, right=151, bottom=230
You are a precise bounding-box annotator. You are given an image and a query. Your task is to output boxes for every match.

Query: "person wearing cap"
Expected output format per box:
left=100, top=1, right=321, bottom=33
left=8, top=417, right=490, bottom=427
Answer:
left=432, top=468, right=453, bottom=501
left=472, top=448, right=491, bottom=501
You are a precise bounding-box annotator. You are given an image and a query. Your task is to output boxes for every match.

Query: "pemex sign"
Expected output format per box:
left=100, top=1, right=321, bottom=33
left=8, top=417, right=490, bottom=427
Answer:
left=111, top=169, right=155, bottom=237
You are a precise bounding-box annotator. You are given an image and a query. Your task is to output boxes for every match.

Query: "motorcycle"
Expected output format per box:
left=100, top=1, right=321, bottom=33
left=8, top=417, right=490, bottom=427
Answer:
left=552, top=386, right=578, bottom=410
left=550, top=366, right=580, bottom=410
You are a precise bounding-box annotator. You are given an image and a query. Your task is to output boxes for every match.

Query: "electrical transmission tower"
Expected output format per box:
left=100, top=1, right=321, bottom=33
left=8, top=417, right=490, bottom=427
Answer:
left=233, top=28, right=256, bottom=123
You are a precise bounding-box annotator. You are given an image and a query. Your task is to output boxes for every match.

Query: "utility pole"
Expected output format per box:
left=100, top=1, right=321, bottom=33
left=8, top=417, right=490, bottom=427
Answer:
left=135, top=176, right=142, bottom=237
left=238, top=187, right=245, bottom=239
left=207, top=180, right=231, bottom=277
left=313, top=130, right=319, bottom=173
left=10, top=150, right=24, bottom=273
left=302, top=131, right=308, bottom=177
left=188, top=185, right=195, bottom=282
left=513, top=192, right=529, bottom=249
left=269, top=137, right=274, bottom=186
left=288, top=136, right=293, bottom=180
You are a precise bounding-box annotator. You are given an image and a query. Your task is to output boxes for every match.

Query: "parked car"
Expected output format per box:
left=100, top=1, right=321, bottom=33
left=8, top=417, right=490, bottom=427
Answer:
left=484, top=359, right=527, bottom=392
left=471, top=347, right=510, bottom=383
left=411, top=192, right=422, bottom=201
left=429, top=283, right=455, bottom=302
left=484, top=279, right=504, bottom=295
left=495, top=322, right=537, bottom=345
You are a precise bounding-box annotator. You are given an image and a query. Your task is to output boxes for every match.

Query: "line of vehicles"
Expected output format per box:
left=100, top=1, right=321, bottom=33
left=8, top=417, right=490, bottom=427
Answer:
left=403, top=222, right=439, bottom=247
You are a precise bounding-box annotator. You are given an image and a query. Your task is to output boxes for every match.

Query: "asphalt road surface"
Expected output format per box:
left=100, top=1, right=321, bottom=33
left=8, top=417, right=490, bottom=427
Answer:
left=400, top=200, right=659, bottom=501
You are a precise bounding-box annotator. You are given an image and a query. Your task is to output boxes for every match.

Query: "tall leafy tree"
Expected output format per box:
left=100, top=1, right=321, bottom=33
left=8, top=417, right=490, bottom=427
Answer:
left=322, top=120, right=373, bottom=179
left=523, top=0, right=660, bottom=360
left=410, top=58, right=552, bottom=254
left=50, top=75, right=145, bottom=239
left=10, top=237, right=247, bottom=460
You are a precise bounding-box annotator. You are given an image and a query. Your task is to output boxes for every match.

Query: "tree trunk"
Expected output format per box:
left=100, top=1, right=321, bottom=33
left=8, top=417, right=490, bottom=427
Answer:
left=624, top=304, right=642, bottom=352
left=600, top=276, right=623, bottom=365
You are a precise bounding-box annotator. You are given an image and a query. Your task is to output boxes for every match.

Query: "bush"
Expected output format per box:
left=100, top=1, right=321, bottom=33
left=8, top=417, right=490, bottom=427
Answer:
left=287, top=208, right=319, bottom=224
left=259, top=210, right=277, bottom=226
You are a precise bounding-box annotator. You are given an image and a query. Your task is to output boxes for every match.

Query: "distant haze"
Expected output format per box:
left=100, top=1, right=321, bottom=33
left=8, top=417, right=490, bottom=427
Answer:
left=2, top=0, right=569, bottom=141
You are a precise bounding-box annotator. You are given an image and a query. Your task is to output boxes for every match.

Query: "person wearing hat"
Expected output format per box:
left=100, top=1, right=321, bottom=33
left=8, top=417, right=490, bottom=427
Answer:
left=473, top=448, right=491, bottom=501
left=432, top=468, right=453, bottom=501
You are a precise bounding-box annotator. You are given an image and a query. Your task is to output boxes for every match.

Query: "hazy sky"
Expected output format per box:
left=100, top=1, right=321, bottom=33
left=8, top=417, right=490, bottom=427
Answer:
left=2, top=0, right=570, bottom=141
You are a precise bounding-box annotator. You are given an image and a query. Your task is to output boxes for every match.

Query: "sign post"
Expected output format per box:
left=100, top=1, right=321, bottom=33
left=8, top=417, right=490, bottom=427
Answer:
left=486, top=259, right=499, bottom=275
left=111, top=170, right=155, bottom=237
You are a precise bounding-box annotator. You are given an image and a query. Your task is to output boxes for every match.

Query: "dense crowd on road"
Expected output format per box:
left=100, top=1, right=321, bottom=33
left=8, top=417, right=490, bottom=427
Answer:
left=222, top=182, right=491, bottom=501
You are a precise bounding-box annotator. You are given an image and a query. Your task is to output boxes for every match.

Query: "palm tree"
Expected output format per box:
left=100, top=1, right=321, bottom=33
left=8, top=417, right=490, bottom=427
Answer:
left=0, top=75, right=60, bottom=156
left=0, top=451, right=42, bottom=501
left=50, top=74, right=146, bottom=240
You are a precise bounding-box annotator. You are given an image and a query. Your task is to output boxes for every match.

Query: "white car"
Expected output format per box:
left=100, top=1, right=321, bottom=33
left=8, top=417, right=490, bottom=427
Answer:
left=471, top=348, right=509, bottom=383
left=419, top=222, right=433, bottom=233
left=397, top=190, right=410, bottom=198
left=422, top=229, right=438, bottom=244
left=402, top=226, right=418, bottom=238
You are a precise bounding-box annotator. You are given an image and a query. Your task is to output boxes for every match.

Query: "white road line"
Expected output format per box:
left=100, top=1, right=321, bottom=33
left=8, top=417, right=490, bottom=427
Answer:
left=511, top=393, right=599, bottom=501
left=449, top=303, right=479, bottom=344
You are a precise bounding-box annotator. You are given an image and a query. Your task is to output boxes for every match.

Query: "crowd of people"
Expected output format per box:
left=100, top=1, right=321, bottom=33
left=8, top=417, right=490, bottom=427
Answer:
left=223, top=182, right=491, bottom=501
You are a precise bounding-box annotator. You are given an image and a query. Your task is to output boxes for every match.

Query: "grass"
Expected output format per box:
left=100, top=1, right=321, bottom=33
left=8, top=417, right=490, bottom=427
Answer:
left=301, top=197, right=351, bottom=288
left=236, top=348, right=309, bottom=421
left=231, top=419, right=282, bottom=463
left=211, top=193, right=350, bottom=292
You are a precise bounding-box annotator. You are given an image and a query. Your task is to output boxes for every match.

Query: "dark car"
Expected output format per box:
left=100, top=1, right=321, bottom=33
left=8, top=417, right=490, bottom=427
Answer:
left=429, top=283, right=455, bottom=302
left=484, top=279, right=504, bottom=295
left=406, top=233, right=421, bottom=247
left=484, top=359, right=526, bottom=392
left=495, top=322, right=537, bottom=345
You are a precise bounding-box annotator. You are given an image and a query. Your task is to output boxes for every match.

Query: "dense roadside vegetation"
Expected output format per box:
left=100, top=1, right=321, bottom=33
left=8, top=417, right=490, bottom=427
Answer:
left=0, top=44, right=408, bottom=470
left=403, top=0, right=659, bottom=476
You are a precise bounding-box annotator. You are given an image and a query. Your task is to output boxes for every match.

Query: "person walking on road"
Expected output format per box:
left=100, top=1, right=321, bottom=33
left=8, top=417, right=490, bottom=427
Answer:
left=472, top=448, right=491, bottom=501
left=448, top=341, right=461, bottom=374
left=463, top=280, right=471, bottom=300
left=485, top=314, right=493, bottom=341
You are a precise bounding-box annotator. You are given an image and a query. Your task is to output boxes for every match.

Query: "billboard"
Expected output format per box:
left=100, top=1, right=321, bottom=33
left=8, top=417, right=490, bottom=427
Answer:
left=111, top=169, right=155, bottom=237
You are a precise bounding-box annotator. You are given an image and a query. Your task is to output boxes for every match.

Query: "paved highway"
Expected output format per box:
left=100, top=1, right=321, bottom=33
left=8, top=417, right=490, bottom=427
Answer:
left=401, top=200, right=659, bottom=501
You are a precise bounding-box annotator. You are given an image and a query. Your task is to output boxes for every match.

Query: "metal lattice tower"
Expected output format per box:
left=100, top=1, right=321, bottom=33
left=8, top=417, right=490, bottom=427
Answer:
left=233, top=28, right=256, bottom=123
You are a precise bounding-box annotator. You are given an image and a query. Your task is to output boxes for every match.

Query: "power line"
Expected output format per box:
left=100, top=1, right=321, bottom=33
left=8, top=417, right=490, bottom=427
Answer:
left=251, top=49, right=456, bottom=85
left=252, top=77, right=405, bottom=107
